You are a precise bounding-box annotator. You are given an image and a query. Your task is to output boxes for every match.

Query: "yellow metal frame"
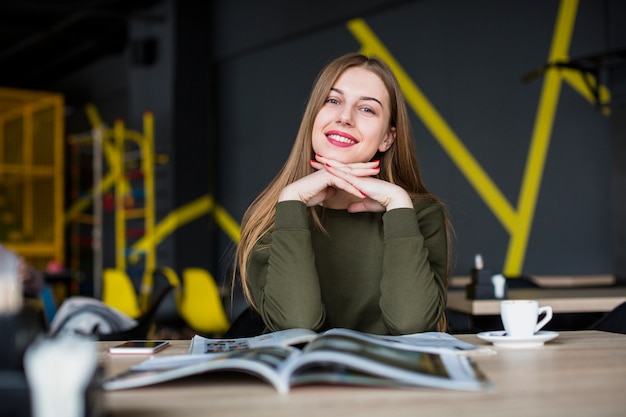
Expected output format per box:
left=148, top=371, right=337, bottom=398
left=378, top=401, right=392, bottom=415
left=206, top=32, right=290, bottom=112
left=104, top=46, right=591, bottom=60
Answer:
left=66, top=105, right=156, bottom=310
left=65, top=104, right=233, bottom=332
left=0, top=87, right=64, bottom=269
left=112, top=114, right=157, bottom=310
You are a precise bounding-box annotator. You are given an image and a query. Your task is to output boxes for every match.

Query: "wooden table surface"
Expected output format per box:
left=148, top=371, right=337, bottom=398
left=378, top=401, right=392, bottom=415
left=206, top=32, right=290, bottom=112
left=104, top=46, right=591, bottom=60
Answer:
left=98, top=330, right=626, bottom=417
left=447, top=287, right=626, bottom=315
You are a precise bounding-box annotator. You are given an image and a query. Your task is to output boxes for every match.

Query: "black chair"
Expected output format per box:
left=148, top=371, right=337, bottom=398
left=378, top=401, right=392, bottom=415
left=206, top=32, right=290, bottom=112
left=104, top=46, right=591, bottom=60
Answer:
left=223, top=306, right=265, bottom=338
left=98, top=284, right=175, bottom=341
left=588, top=301, right=626, bottom=334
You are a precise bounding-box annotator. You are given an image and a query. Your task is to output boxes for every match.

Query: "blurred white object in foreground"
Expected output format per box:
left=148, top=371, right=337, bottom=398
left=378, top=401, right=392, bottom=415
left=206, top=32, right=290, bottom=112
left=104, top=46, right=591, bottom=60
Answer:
left=24, top=335, right=97, bottom=417
left=0, top=245, right=21, bottom=313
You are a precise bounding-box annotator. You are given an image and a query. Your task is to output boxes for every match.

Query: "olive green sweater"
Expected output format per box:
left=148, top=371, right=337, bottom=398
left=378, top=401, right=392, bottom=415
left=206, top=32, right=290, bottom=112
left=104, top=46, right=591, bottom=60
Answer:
left=248, top=199, right=448, bottom=335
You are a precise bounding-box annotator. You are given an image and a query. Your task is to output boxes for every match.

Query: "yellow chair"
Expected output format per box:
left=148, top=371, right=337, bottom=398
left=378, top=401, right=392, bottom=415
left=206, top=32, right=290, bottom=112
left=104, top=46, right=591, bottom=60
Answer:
left=178, top=268, right=230, bottom=335
left=102, top=269, right=141, bottom=319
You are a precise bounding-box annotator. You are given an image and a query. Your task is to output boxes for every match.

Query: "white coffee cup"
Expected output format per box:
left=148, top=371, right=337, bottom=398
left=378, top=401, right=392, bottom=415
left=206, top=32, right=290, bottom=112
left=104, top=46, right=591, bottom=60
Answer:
left=500, top=300, right=553, bottom=338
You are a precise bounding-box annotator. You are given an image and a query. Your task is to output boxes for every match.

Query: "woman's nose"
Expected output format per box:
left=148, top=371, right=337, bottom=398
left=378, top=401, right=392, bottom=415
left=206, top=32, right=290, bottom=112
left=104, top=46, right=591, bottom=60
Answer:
left=337, top=108, right=353, bottom=125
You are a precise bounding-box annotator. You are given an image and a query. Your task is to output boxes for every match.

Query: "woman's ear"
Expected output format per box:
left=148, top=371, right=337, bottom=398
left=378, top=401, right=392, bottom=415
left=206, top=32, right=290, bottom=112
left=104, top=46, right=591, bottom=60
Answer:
left=378, top=127, right=396, bottom=153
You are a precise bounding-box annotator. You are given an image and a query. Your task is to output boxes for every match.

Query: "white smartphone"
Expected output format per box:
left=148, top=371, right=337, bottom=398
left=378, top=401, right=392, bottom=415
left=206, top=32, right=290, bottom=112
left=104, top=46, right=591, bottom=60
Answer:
left=108, top=340, right=169, bottom=354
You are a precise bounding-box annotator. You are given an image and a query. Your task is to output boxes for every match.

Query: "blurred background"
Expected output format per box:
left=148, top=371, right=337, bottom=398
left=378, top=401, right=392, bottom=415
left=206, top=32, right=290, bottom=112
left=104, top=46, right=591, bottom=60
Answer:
left=0, top=0, right=624, bottom=334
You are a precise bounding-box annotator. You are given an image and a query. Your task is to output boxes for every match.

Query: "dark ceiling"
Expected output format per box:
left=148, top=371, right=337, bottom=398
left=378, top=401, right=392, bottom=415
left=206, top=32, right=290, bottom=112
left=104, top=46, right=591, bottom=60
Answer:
left=0, top=0, right=162, bottom=90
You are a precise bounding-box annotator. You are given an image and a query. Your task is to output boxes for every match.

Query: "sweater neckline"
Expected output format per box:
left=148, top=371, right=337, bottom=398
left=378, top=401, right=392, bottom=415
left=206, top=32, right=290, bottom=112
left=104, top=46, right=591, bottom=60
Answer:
left=314, top=205, right=380, bottom=218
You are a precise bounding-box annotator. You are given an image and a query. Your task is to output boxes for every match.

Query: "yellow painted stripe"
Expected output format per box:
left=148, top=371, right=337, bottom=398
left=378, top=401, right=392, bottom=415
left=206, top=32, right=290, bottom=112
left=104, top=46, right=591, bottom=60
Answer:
left=64, top=173, right=115, bottom=222
left=503, top=0, right=579, bottom=274
left=348, top=18, right=517, bottom=232
left=113, top=119, right=127, bottom=269
left=85, top=103, right=104, bottom=127
left=65, top=110, right=132, bottom=223
left=213, top=204, right=242, bottom=243
left=561, top=68, right=611, bottom=115
left=128, top=194, right=241, bottom=262
left=128, top=195, right=215, bottom=261
left=141, top=111, right=156, bottom=271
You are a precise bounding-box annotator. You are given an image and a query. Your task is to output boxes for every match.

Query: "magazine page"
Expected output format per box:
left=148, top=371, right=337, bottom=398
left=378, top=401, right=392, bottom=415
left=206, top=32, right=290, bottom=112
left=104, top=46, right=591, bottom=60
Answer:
left=133, top=328, right=490, bottom=373
left=322, top=328, right=493, bottom=356
left=103, top=346, right=300, bottom=393
left=131, top=351, right=227, bottom=371
left=189, top=328, right=317, bottom=355
left=281, top=334, right=492, bottom=393
left=134, top=328, right=318, bottom=371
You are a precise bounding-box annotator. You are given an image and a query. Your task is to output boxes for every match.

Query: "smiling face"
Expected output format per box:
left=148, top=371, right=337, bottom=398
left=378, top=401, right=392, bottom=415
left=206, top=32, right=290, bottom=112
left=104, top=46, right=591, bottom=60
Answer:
left=311, top=67, right=396, bottom=163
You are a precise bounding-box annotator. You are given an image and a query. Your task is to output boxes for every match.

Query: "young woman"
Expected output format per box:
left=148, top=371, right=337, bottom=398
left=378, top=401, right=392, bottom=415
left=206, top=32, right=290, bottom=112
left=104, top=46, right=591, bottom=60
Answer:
left=234, top=53, right=450, bottom=335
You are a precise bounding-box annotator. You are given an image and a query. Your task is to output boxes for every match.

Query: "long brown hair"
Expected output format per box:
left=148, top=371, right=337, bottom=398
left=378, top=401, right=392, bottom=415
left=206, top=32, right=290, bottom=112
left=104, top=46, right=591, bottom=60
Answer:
left=234, top=53, right=450, bottom=331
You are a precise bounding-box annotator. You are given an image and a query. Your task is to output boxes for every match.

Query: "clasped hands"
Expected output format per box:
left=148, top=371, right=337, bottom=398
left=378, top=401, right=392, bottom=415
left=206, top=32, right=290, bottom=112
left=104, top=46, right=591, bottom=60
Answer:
left=278, top=154, right=413, bottom=212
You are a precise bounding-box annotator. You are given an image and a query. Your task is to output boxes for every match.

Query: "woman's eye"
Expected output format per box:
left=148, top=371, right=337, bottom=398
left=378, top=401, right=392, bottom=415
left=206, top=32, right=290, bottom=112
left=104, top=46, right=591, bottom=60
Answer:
left=360, top=107, right=375, bottom=114
left=326, top=97, right=340, bottom=104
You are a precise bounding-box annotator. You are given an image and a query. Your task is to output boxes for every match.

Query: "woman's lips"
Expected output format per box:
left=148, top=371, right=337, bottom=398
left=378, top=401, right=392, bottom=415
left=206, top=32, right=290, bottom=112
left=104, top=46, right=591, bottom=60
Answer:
left=326, top=131, right=357, bottom=147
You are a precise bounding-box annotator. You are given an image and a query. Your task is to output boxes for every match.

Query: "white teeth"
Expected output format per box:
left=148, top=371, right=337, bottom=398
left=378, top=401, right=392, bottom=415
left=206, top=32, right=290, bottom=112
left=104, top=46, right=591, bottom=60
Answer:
left=328, top=134, right=355, bottom=144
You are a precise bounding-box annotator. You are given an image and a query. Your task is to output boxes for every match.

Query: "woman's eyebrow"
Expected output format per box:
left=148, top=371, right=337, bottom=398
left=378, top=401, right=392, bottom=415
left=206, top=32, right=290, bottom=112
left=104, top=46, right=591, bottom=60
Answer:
left=330, top=87, right=384, bottom=108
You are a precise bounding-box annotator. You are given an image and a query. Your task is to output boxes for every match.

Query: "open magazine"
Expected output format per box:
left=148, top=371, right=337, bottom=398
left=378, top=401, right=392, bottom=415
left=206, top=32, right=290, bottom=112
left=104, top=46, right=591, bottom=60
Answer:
left=103, top=329, right=492, bottom=394
left=190, top=327, right=486, bottom=355
left=114, top=328, right=492, bottom=372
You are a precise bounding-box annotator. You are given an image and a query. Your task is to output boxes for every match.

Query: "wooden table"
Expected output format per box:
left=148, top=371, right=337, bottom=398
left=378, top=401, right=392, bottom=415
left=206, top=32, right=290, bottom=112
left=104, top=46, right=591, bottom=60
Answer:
left=98, top=331, right=626, bottom=417
left=447, top=287, right=626, bottom=316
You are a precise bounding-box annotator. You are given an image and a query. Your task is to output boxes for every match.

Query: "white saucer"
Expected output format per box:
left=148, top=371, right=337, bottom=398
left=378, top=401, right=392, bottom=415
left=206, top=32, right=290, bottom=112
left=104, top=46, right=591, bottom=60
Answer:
left=476, top=330, right=559, bottom=348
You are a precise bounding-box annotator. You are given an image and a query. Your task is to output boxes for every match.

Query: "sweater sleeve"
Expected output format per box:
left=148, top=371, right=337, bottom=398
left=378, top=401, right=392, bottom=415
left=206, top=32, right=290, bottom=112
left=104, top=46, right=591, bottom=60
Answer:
left=379, top=201, right=448, bottom=334
left=248, top=201, right=326, bottom=332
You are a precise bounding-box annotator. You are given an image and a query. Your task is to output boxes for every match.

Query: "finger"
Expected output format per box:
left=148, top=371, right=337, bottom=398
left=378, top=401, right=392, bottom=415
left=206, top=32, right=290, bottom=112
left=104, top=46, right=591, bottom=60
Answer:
left=326, top=174, right=367, bottom=199
left=324, top=167, right=388, bottom=206
left=324, top=166, right=373, bottom=199
left=325, top=164, right=366, bottom=182
left=317, top=155, right=380, bottom=170
left=347, top=159, right=380, bottom=170
left=310, top=159, right=324, bottom=171
left=325, top=161, right=379, bottom=178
